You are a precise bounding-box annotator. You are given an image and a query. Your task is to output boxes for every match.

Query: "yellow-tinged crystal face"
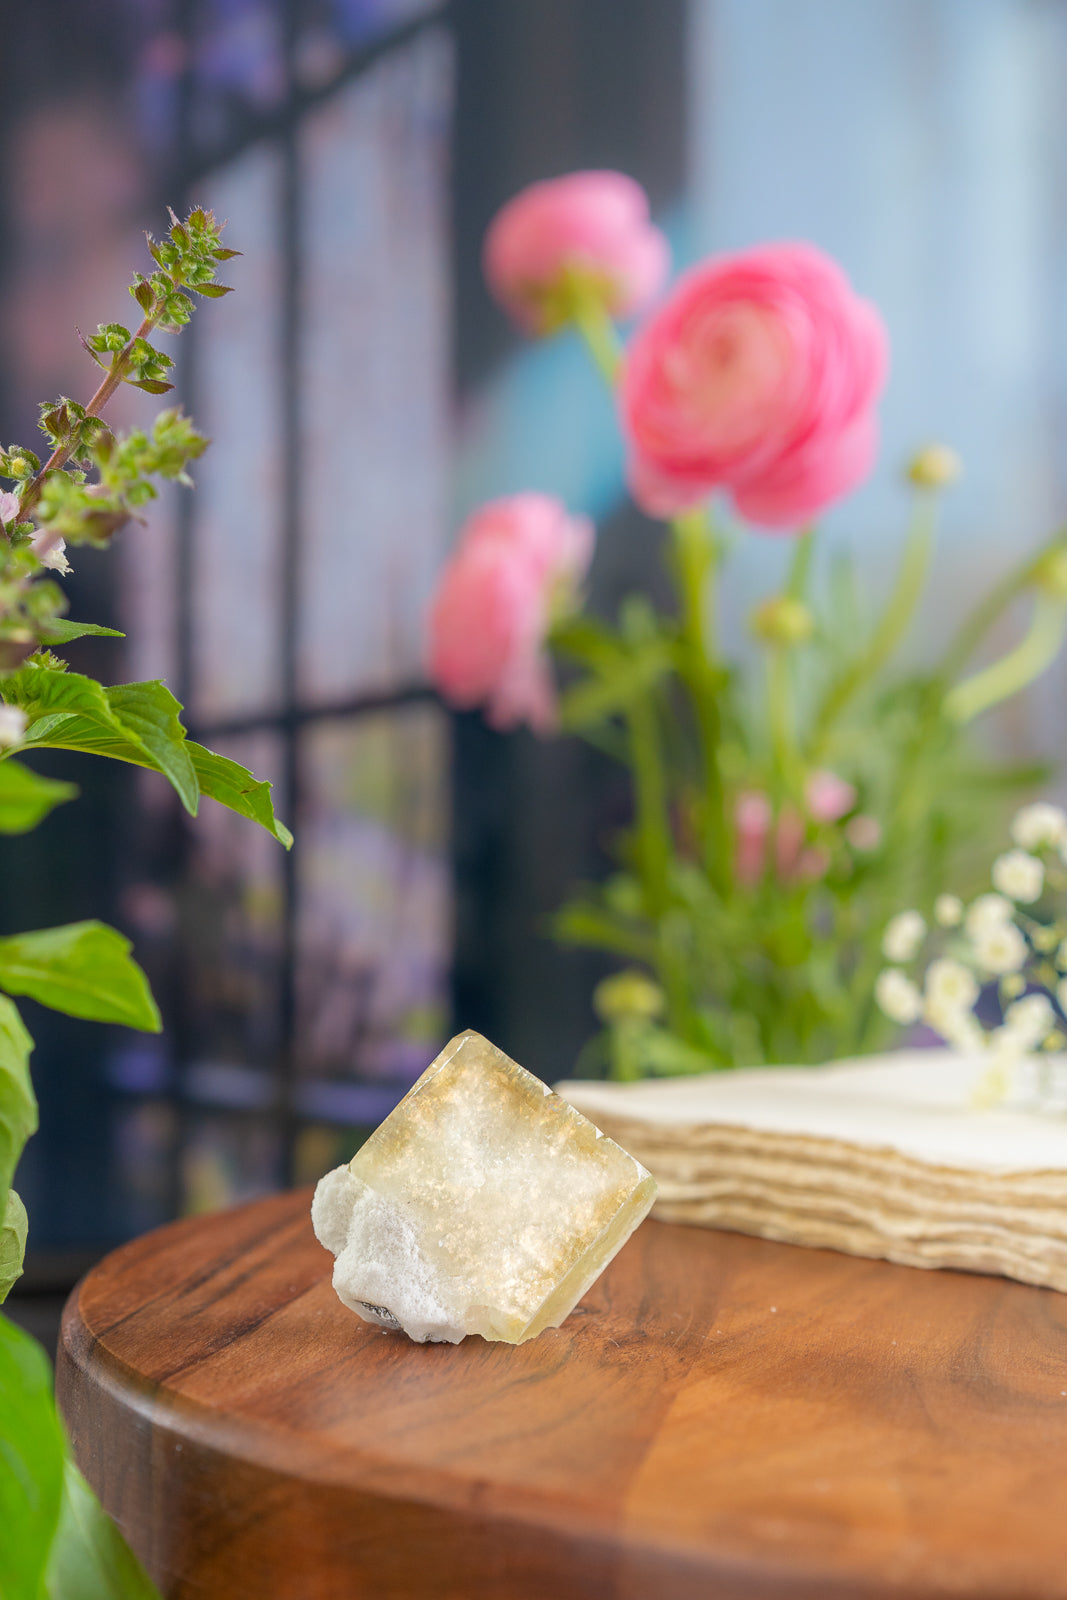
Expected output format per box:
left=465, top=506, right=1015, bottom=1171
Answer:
left=311, top=1030, right=657, bottom=1344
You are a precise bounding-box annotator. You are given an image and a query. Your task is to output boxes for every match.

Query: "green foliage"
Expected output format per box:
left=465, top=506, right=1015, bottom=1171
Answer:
left=188, top=743, right=294, bottom=848
left=0, top=208, right=283, bottom=1598
left=0, top=922, right=161, bottom=1032
left=0, top=995, right=35, bottom=1200
left=0, top=1316, right=161, bottom=1600
left=0, top=1313, right=66, bottom=1600
left=553, top=500, right=1067, bottom=1074
left=4, top=664, right=291, bottom=843
left=44, top=1459, right=160, bottom=1600
left=0, top=761, right=77, bottom=834
left=0, top=1188, right=27, bottom=1302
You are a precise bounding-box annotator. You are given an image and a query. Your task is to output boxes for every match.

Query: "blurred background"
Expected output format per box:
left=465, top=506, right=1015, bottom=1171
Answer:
left=3, top=0, right=1067, bottom=1340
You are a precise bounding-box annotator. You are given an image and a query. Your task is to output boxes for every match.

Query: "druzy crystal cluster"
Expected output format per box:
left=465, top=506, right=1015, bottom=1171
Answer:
left=312, top=1031, right=656, bottom=1344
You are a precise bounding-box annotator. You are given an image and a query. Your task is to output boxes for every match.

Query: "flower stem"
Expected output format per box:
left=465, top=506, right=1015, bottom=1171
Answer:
left=810, top=489, right=938, bottom=757
left=569, top=295, right=622, bottom=386
left=944, top=593, right=1067, bottom=723
left=626, top=691, right=672, bottom=916
left=15, top=310, right=162, bottom=527
left=938, top=529, right=1067, bottom=683
left=670, top=505, right=728, bottom=890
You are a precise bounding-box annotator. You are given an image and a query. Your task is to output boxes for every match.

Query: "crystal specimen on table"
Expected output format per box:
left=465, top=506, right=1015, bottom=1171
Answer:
left=312, top=1030, right=657, bottom=1344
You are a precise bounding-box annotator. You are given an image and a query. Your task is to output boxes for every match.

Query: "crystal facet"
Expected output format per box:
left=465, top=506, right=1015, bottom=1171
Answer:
left=312, top=1030, right=657, bottom=1343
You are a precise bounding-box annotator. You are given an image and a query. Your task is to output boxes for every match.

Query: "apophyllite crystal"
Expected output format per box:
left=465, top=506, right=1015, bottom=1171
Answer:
left=311, top=1030, right=657, bottom=1344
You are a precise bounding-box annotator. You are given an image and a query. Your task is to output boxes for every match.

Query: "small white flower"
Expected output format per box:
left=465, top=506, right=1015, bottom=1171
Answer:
left=992, top=849, right=1044, bottom=904
left=882, top=910, right=926, bottom=963
left=1011, top=802, right=1067, bottom=851
left=875, top=969, right=923, bottom=1025
left=925, top=957, right=980, bottom=1012
left=0, top=706, right=26, bottom=748
left=934, top=894, right=963, bottom=928
left=924, top=993, right=984, bottom=1052
left=0, top=491, right=19, bottom=527
left=964, top=893, right=1014, bottom=939
left=972, top=920, right=1028, bottom=976
left=30, top=528, right=70, bottom=575
left=1000, top=992, right=1054, bottom=1051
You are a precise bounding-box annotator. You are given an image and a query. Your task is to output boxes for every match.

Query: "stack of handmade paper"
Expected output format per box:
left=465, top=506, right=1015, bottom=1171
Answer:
left=560, top=1050, right=1067, bottom=1292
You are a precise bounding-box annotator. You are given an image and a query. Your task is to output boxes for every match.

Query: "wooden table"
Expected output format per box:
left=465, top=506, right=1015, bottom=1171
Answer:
left=58, top=1187, right=1067, bottom=1599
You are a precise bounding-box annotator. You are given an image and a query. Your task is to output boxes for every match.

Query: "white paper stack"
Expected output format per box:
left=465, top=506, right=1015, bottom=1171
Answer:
left=559, top=1051, right=1067, bottom=1291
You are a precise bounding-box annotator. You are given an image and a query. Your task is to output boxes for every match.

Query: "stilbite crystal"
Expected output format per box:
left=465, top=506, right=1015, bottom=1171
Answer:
left=311, top=1030, right=657, bottom=1344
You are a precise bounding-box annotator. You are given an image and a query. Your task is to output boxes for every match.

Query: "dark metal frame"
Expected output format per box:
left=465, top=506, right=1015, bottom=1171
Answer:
left=166, top=0, right=449, bottom=1191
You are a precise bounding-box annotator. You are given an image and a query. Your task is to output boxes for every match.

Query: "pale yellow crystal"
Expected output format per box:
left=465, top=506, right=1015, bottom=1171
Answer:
left=311, top=1030, right=657, bottom=1344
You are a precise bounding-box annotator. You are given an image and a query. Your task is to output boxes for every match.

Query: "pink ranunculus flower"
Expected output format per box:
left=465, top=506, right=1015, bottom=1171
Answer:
left=483, top=171, right=670, bottom=335
left=619, top=242, right=888, bottom=530
left=428, top=493, right=594, bottom=733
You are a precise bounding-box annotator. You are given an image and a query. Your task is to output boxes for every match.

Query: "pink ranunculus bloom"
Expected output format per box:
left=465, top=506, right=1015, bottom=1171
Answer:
left=619, top=242, right=888, bottom=530
left=427, top=493, right=594, bottom=733
left=805, top=769, right=857, bottom=824
left=483, top=171, right=670, bottom=335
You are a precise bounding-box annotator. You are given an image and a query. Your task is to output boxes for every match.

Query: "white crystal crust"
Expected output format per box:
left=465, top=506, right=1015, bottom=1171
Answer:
left=312, top=1030, right=657, bottom=1344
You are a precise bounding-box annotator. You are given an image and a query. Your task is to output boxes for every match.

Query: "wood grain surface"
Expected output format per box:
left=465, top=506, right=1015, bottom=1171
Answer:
left=57, top=1187, right=1067, bottom=1599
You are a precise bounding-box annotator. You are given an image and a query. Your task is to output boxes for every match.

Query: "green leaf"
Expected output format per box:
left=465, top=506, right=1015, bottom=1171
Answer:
left=15, top=668, right=199, bottom=816
left=36, top=620, right=125, bottom=645
left=0, top=922, right=161, bottom=1033
left=193, top=282, right=234, bottom=298
left=189, top=743, right=293, bottom=848
left=45, top=1458, right=161, bottom=1600
left=0, top=761, right=77, bottom=834
left=107, top=683, right=198, bottom=816
left=127, top=379, right=173, bottom=395
left=0, top=1314, right=66, bottom=1600
left=0, top=1188, right=27, bottom=1303
left=558, top=641, right=673, bottom=731
left=0, top=995, right=35, bottom=1201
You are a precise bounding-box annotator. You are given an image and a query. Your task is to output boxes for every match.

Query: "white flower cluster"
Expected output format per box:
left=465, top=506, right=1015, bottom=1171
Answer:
left=873, top=801, right=1067, bottom=1104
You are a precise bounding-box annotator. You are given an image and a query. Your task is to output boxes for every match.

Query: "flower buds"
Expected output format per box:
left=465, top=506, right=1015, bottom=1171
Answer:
left=749, top=595, right=814, bottom=647
left=593, top=969, right=666, bottom=1024
left=906, top=444, right=961, bottom=490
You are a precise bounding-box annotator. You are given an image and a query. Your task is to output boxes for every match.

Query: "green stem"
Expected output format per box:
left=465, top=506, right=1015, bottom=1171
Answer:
left=626, top=693, right=672, bottom=917
left=938, top=529, right=1067, bottom=683
left=944, top=594, right=1067, bottom=724
left=670, top=507, right=729, bottom=889
left=786, top=527, right=815, bottom=599
left=570, top=295, right=622, bottom=386
left=810, top=490, right=938, bottom=758
left=767, top=648, right=798, bottom=800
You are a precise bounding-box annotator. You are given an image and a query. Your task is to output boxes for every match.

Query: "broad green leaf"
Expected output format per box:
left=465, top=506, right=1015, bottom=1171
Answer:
left=0, top=1312, right=65, bottom=1600
left=37, top=621, right=125, bottom=645
left=0, top=922, right=161, bottom=1033
left=0, top=1188, right=27, bottom=1303
left=108, top=683, right=198, bottom=816
left=0, top=996, right=35, bottom=1201
left=12, top=668, right=289, bottom=845
left=13, top=667, right=198, bottom=816
left=189, top=743, right=293, bottom=848
left=0, top=761, right=77, bottom=834
left=44, top=1459, right=161, bottom=1600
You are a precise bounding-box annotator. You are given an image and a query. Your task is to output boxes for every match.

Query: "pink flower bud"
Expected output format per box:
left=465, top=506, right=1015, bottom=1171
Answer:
left=619, top=242, right=888, bottom=530
left=427, top=494, right=594, bottom=733
left=734, top=791, right=772, bottom=887
left=805, top=769, right=856, bottom=824
left=483, top=171, right=670, bottom=335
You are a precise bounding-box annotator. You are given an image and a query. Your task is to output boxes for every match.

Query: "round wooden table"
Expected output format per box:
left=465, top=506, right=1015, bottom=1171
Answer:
left=58, top=1187, right=1067, bottom=1599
